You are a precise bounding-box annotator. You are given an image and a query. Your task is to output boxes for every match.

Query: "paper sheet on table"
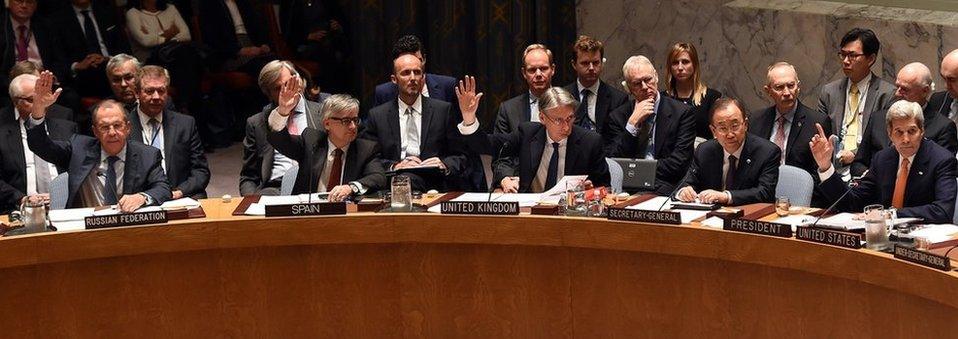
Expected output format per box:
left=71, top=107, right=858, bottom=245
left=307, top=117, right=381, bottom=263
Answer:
left=625, top=196, right=709, bottom=223
left=815, top=213, right=865, bottom=231
left=539, top=175, right=588, bottom=197
left=52, top=220, right=86, bottom=232
left=161, top=197, right=201, bottom=209
left=701, top=216, right=724, bottom=229
left=49, top=207, right=96, bottom=222
left=772, top=214, right=817, bottom=231
left=910, top=224, right=958, bottom=243
left=92, top=206, right=162, bottom=216
left=246, top=194, right=329, bottom=215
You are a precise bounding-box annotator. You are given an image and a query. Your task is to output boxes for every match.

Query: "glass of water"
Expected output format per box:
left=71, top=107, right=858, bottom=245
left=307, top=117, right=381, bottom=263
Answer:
left=863, top=204, right=888, bottom=251
left=775, top=196, right=790, bottom=217
left=390, top=175, right=412, bottom=212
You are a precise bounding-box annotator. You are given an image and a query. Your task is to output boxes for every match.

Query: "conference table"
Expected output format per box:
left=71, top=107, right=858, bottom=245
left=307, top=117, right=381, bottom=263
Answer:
left=1, top=197, right=957, bottom=337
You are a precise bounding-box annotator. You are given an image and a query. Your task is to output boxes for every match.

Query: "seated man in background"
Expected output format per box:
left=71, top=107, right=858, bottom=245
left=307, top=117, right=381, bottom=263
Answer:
left=495, top=44, right=556, bottom=134
left=562, top=35, right=629, bottom=135
left=677, top=98, right=780, bottom=205
left=373, top=35, right=457, bottom=107
left=456, top=78, right=609, bottom=193
left=26, top=71, right=169, bottom=211
left=105, top=54, right=142, bottom=113
left=267, top=90, right=385, bottom=200
left=811, top=100, right=957, bottom=224
left=1, top=69, right=73, bottom=124
left=52, top=0, right=130, bottom=98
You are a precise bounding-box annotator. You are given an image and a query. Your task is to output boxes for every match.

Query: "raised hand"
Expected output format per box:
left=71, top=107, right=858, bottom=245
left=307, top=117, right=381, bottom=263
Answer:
left=808, top=123, right=835, bottom=172
left=31, top=71, right=61, bottom=120
left=276, top=75, right=302, bottom=117
left=456, top=75, right=483, bottom=125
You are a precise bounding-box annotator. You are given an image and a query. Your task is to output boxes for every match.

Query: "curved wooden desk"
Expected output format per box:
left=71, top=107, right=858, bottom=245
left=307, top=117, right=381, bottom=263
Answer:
left=1, top=200, right=956, bottom=337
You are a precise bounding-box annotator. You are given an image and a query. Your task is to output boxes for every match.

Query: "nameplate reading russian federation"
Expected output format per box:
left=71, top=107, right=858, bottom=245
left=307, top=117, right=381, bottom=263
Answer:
left=894, top=244, right=952, bottom=271
left=723, top=218, right=792, bottom=237
left=795, top=226, right=862, bottom=249
left=265, top=202, right=347, bottom=217
left=441, top=201, right=519, bottom=215
left=607, top=207, right=681, bottom=225
left=85, top=211, right=168, bottom=229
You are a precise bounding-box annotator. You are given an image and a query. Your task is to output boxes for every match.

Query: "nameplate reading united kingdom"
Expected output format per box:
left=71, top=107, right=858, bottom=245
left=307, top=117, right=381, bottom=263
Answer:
left=723, top=218, right=792, bottom=237
left=85, top=211, right=168, bottom=229
left=265, top=202, right=347, bottom=217
left=893, top=244, right=952, bottom=271
left=441, top=201, right=519, bottom=215
left=795, top=226, right=862, bottom=249
left=607, top=207, right=681, bottom=225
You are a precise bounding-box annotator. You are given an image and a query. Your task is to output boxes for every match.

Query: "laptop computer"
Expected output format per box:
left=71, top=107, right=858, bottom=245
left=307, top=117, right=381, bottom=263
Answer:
left=610, top=158, right=657, bottom=192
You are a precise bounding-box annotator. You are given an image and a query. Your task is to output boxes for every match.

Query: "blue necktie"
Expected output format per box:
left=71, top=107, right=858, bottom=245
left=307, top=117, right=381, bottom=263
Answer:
left=104, top=155, right=119, bottom=204
left=577, top=89, right=594, bottom=131
left=545, top=142, right=560, bottom=190
left=148, top=118, right=162, bottom=149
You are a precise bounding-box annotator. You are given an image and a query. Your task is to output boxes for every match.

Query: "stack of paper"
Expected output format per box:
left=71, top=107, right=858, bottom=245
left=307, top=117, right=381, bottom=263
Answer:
left=245, top=193, right=330, bottom=216
left=626, top=196, right=710, bottom=224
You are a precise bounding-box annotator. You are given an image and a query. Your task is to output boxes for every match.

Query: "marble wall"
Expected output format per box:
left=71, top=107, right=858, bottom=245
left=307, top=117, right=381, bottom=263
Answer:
left=577, top=0, right=958, bottom=112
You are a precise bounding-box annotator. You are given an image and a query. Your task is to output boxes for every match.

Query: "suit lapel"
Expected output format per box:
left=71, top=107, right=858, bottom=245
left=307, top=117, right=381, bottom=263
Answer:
left=564, top=129, right=580, bottom=173
left=122, top=144, right=139, bottom=195
left=71, top=143, right=101, bottom=206
left=528, top=127, right=546, bottom=182
left=752, top=107, right=775, bottom=139
left=5, top=124, right=24, bottom=172
left=313, top=135, right=329, bottom=187
left=386, top=100, right=402, bottom=157
left=522, top=93, right=532, bottom=122
left=426, top=74, right=442, bottom=101
left=595, top=82, right=610, bottom=129
left=903, top=141, right=929, bottom=205
left=785, top=106, right=807, bottom=158
left=730, top=137, right=753, bottom=190
left=162, top=111, right=174, bottom=163
left=419, top=97, right=433, bottom=146
left=343, top=142, right=360, bottom=183
left=652, top=97, right=671, bottom=157
left=128, top=110, right=144, bottom=143
left=861, top=74, right=881, bottom=129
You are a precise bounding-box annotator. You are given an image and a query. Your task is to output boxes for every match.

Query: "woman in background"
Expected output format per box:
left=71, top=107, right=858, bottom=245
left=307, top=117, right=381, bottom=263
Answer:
left=664, top=42, right=722, bottom=143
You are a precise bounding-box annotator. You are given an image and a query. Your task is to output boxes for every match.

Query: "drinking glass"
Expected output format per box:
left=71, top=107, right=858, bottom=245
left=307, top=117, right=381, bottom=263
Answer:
left=775, top=197, right=790, bottom=217
left=863, top=204, right=888, bottom=251
left=390, top=175, right=412, bottom=212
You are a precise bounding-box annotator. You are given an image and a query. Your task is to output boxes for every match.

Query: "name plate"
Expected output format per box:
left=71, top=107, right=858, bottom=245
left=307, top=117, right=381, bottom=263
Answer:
left=723, top=218, right=792, bottom=237
left=85, top=211, right=168, bottom=229
left=440, top=201, right=519, bottom=215
left=607, top=207, right=681, bottom=225
left=894, top=244, right=952, bottom=271
left=795, top=226, right=862, bottom=249
left=265, top=202, right=347, bottom=217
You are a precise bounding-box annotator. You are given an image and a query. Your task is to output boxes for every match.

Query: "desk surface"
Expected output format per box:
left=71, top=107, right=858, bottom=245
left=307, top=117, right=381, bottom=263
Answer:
left=1, top=199, right=956, bottom=337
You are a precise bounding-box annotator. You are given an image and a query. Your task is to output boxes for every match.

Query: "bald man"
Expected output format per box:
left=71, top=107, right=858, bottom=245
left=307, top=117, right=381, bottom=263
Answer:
left=933, top=49, right=958, bottom=125
left=853, top=62, right=958, bottom=177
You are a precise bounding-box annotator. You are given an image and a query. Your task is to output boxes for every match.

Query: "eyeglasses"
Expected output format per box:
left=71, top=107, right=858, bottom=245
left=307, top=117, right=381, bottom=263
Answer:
left=627, top=76, right=657, bottom=88
left=711, top=122, right=744, bottom=134
left=328, top=117, right=360, bottom=126
left=770, top=82, right=798, bottom=93
left=838, top=51, right=866, bottom=61
left=95, top=122, right=127, bottom=133
left=11, top=0, right=37, bottom=5
left=542, top=114, right=575, bottom=125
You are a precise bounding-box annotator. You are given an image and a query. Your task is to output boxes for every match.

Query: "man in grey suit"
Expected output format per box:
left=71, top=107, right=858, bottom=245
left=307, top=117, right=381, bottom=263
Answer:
left=495, top=44, right=556, bottom=134
left=240, top=60, right=327, bottom=196
left=817, top=28, right=896, bottom=178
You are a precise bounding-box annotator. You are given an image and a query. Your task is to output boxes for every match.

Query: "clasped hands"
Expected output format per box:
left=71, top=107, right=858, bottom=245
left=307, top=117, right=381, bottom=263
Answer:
left=676, top=187, right=729, bottom=204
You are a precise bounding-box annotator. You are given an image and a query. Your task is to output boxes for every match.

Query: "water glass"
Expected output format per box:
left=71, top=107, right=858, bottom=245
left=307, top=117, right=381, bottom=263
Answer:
left=863, top=204, right=888, bottom=251
left=775, top=197, right=790, bottom=217
left=390, top=175, right=412, bottom=212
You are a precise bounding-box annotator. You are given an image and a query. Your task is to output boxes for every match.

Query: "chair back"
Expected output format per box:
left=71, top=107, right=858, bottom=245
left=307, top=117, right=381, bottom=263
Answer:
left=606, top=158, right=623, bottom=193
left=280, top=164, right=299, bottom=195
left=50, top=172, right=69, bottom=210
left=775, top=165, right=814, bottom=207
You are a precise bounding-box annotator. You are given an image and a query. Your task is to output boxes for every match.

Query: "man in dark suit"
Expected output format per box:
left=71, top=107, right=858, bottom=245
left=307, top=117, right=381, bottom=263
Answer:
left=197, top=0, right=275, bottom=75
left=606, top=55, right=695, bottom=194
left=372, top=35, right=457, bottom=107
left=811, top=100, right=957, bottom=223
left=0, top=74, right=76, bottom=213
left=241, top=60, right=327, bottom=196
left=51, top=0, right=130, bottom=97
left=939, top=49, right=958, bottom=125
left=361, top=54, right=466, bottom=192
left=677, top=98, right=781, bottom=206
left=0, top=0, right=70, bottom=100
left=455, top=79, right=609, bottom=193
left=750, top=62, right=833, bottom=178
left=127, top=65, right=209, bottom=199
left=494, top=44, right=556, bottom=134
left=853, top=62, right=958, bottom=177
left=0, top=74, right=73, bottom=124
left=562, top=35, right=629, bottom=136
left=267, top=91, right=385, bottom=199
left=26, top=71, right=170, bottom=211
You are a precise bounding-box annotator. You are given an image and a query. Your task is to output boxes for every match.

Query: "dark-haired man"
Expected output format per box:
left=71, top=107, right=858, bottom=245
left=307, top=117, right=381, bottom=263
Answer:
left=562, top=35, right=629, bottom=136
left=373, top=35, right=457, bottom=107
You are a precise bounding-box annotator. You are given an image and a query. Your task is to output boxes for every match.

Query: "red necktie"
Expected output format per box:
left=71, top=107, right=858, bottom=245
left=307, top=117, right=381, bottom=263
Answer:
left=287, top=114, right=300, bottom=135
left=774, top=115, right=786, bottom=163
left=16, top=25, right=29, bottom=62
left=326, top=149, right=344, bottom=190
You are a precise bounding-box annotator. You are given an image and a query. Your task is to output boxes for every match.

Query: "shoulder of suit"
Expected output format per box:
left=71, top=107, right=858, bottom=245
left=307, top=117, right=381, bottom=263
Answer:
left=422, top=96, right=452, bottom=111
left=821, top=78, right=844, bottom=93
left=745, top=134, right=781, bottom=158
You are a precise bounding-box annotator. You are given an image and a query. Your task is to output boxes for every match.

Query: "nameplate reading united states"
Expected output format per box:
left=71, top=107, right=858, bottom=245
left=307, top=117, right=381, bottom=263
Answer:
left=85, top=211, right=168, bottom=229
left=265, top=202, right=347, bottom=217
left=607, top=207, right=681, bottom=225
left=795, top=226, right=862, bottom=249
left=894, top=244, right=952, bottom=271
left=441, top=201, right=519, bottom=215
left=723, top=218, right=792, bottom=237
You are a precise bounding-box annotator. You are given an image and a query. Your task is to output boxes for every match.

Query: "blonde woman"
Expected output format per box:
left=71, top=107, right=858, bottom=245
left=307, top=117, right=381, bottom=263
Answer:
left=664, top=42, right=722, bottom=141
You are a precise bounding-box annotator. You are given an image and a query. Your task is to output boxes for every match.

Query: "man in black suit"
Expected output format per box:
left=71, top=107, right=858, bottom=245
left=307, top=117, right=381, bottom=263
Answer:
left=455, top=78, right=609, bottom=193
left=0, top=74, right=76, bottom=213
left=26, top=71, right=170, bottom=211
left=372, top=35, right=457, bottom=108
left=0, top=73, right=73, bottom=124
left=750, top=62, right=833, bottom=177
left=267, top=91, right=385, bottom=199
left=105, top=54, right=140, bottom=113
left=241, top=60, right=327, bottom=196
left=0, top=0, right=69, bottom=101
left=127, top=65, right=209, bottom=199
left=51, top=0, right=129, bottom=97
left=494, top=44, right=556, bottom=134
left=854, top=62, right=958, bottom=177
left=939, top=49, right=958, bottom=125
left=562, top=35, right=629, bottom=136
left=677, top=98, right=781, bottom=205
left=361, top=54, right=466, bottom=192
left=606, top=55, right=696, bottom=194
left=811, top=100, right=957, bottom=223
left=198, top=0, right=275, bottom=75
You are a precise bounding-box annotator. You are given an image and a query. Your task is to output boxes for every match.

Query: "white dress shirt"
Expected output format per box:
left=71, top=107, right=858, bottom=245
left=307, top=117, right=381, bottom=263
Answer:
left=769, top=104, right=797, bottom=152
left=531, top=135, right=567, bottom=193
left=72, top=4, right=109, bottom=56
left=528, top=91, right=540, bottom=123
left=137, top=109, right=165, bottom=172
left=14, top=109, right=56, bottom=195
left=842, top=73, right=872, bottom=141
left=576, top=80, right=600, bottom=124
left=397, top=95, right=423, bottom=158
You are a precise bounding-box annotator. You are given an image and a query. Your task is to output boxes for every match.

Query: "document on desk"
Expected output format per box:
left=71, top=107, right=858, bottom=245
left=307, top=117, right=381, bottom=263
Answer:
left=161, top=197, right=201, bottom=209
left=246, top=194, right=330, bottom=215
left=49, top=205, right=163, bottom=231
left=626, top=196, right=709, bottom=223
left=540, top=175, right=588, bottom=197
left=773, top=214, right=817, bottom=231
left=910, top=224, right=958, bottom=243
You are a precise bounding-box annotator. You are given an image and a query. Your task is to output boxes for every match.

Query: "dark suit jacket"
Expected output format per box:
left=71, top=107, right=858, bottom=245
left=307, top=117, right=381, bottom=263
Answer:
left=128, top=108, right=210, bottom=198
left=268, top=125, right=386, bottom=195
left=749, top=101, right=834, bottom=177
left=460, top=122, right=610, bottom=193
left=927, top=91, right=956, bottom=120
left=606, top=94, right=696, bottom=194
left=26, top=120, right=170, bottom=208
left=562, top=80, right=630, bottom=138
left=0, top=117, right=75, bottom=213
left=852, top=100, right=958, bottom=177
left=687, top=134, right=782, bottom=205
left=494, top=92, right=534, bottom=134
left=373, top=73, right=458, bottom=108
left=51, top=3, right=130, bottom=63
left=198, top=0, right=270, bottom=62
left=820, top=139, right=957, bottom=223
left=360, top=97, right=466, bottom=178
left=0, top=16, right=69, bottom=92
left=240, top=98, right=325, bottom=196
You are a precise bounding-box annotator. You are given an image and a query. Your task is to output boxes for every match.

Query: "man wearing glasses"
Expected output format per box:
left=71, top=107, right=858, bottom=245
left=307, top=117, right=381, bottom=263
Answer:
left=677, top=98, right=780, bottom=205
left=456, top=80, right=609, bottom=193
left=606, top=55, right=696, bottom=195
left=268, top=91, right=385, bottom=202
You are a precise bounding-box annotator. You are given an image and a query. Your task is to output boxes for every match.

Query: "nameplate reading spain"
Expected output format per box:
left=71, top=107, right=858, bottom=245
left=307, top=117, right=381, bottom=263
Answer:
left=894, top=244, right=952, bottom=271
left=606, top=207, right=681, bottom=225
left=265, top=202, right=347, bottom=217
left=85, top=211, right=168, bottom=229
left=440, top=201, right=519, bottom=215
left=795, top=226, right=862, bottom=249
left=723, top=218, right=792, bottom=237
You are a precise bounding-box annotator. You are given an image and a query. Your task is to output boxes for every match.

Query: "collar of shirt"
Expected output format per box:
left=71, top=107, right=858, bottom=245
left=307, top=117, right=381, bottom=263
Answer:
left=576, top=79, right=600, bottom=97
left=546, top=134, right=568, bottom=147
left=327, top=139, right=350, bottom=158
left=137, top=108, right=163, bottom=126
left=849, top=72, right=872, bottom=96
left=72, top=4, right=93, bottom=15
left=899, top=152, right=916, bottom=170
left=13, top=107, right=24, bottom=123
left=421, top=78, right=430, bottom=97
left=723, top=141, right=745, bottom=162
left=398, top=95, right=423, bottom=116
left=101, top=145, right=128, bottom=164
left=528, top=91, right=540, bottom=104
left=652, top=91, right=662, bottom=116
left=775, top=104, right=797, bottom=122
left=11, top=17, right=30, bottom=30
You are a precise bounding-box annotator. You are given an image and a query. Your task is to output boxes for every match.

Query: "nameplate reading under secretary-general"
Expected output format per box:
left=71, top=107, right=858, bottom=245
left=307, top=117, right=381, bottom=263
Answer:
left=85, top=210, right=168, bottom=229
left=795, top=225, right=863, bottom=249
left=723, top=218, right=792, bottom=237
left=607, top=207, right=681, bottom=225
left=441, top=201, right=519, bottom=215
left=265, top=202, right=347, bottom=217
left=894, top=244, right=952, bottom=271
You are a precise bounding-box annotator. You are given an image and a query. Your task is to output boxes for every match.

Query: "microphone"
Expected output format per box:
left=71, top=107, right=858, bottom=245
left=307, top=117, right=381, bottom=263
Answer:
left=660, top=167, right=696, bottom=211
left=809, top=182, right=854, bottom=229
left=488, top=141, right=511, bottom=202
